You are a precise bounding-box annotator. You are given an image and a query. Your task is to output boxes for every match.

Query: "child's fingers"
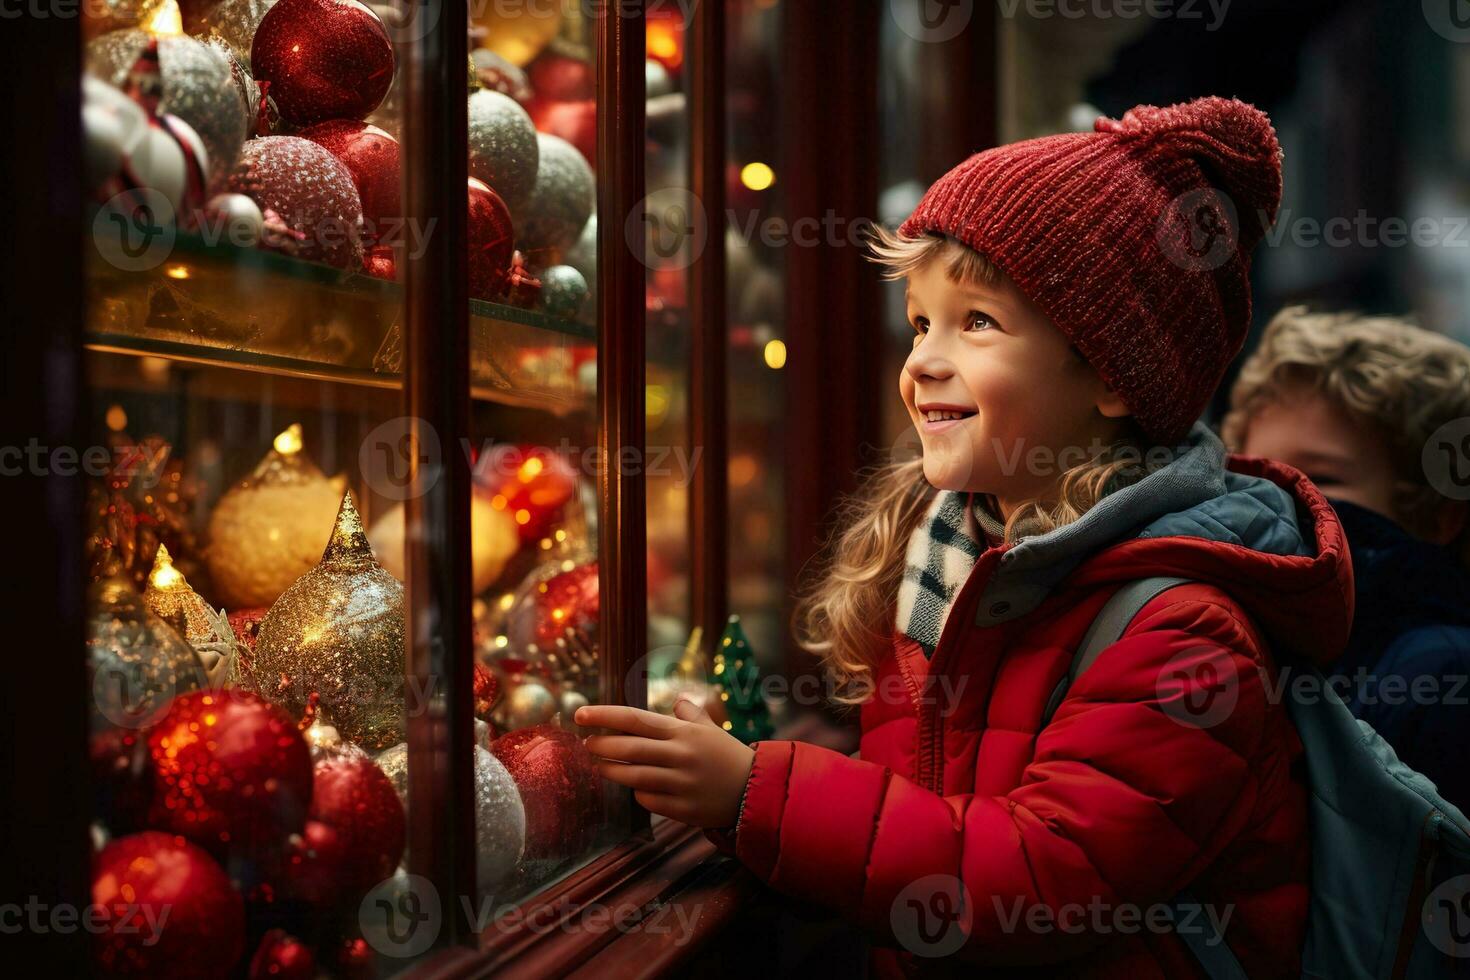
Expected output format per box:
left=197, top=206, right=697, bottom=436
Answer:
left=583, top=734, right=682, bottom=765
left=574, top=704, right=680, bottom=738
left=592, top=759, right=683, bottom=793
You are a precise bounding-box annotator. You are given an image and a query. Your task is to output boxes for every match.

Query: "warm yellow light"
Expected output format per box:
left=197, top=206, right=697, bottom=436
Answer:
left=273, top=423, right=303, bottom=456
left=148, top=544, right=186, bottom=592
left=763, top=339, right=787, bottom=369
left=106, top=404, right=128, bottom=432
left=741, top=162, right=775, bottom=191
left=515, top=509, right=531, bottom=525
left=491, top=494, right=508, bottom=510
left=517, top=456, right=544, bottom=481
left=729, top=454, right=758, bottom=487
left=646, top=384, right=669, bottom=418
left=165, top=264, right=190, bottom=280
left=143, top=0, right=182, bottom=35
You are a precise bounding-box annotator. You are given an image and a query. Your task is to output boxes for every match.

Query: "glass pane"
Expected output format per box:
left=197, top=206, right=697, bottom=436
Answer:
left=81, top=0, right=419, bottom=974
left=458, top=1, right=619, bottom=920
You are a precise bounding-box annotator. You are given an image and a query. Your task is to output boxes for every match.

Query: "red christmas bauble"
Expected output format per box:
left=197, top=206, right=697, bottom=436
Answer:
left=476, top=443, right=577, bottom=543
left=527, top=52, right=594, bottom=102
left=145, top=689, right=314, bottom=863
left=251, top=0, right=394, bottom=126
left=297, top=120, right=401, bottom=243
left=526, top=98, right=596, bottom=171
left=531, top=562, right=599, bottom=649
left=282, top=818, right=346, bottom=910
left=468, top=176, right=516, bottom=301
left=307, top=756, right=406, bottom=895
left=92, top=831, right=245, bottom=980
left=363, top=242, right=397, bottom=280
left=228, top=136, right=365, bottom=269
left=90, top=727, right=153, bottom=836
left=474, top=660, right=500, bottom=722
left=490, top=723, right=601, bottom=861
left=248, top=929, right=316, bottom=980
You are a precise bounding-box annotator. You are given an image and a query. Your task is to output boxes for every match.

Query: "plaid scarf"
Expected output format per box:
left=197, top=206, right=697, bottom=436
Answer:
left=896, top=490, right=1009, bottom=657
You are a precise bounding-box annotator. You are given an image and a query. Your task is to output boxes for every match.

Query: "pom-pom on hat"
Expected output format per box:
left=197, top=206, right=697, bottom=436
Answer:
left=897, top=96, right=1284, bottom=445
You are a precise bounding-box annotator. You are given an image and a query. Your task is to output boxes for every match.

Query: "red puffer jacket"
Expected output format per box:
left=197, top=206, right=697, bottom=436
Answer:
left=705, top=445, right=1354, bottom=979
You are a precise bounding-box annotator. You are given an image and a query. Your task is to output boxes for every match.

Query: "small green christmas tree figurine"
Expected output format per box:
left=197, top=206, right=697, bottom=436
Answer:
left=708, top=614, right=774, bottom=743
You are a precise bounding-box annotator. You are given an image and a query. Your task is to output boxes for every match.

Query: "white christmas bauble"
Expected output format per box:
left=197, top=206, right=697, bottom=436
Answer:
left=203, top=193, right=265, bottom=247
left=374, top=742, right=526, bottom=892
left=368, top=493, right=519, bottom=596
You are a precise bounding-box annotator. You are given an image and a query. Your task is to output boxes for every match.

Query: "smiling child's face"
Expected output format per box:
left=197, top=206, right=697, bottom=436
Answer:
left=899, top=254, right=1129, bottom=515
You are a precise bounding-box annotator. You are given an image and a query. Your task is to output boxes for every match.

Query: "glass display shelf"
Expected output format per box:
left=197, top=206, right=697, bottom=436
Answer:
left=86, top=229, right=597, bottom=414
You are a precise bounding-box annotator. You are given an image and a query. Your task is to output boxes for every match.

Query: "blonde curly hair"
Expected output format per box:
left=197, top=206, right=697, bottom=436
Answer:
left=1222, top=305, right=1470, bottom=559
left=790, top=227, right=1163, bottom=706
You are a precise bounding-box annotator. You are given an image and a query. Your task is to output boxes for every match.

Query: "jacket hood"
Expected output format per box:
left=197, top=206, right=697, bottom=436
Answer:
left=971, top=421, right=1355, bottom=667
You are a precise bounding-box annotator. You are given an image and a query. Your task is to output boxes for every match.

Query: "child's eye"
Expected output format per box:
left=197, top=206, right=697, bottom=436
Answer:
left=911, top=316, right=929, bottom=335
left=966, top=311, right=996, bottom=332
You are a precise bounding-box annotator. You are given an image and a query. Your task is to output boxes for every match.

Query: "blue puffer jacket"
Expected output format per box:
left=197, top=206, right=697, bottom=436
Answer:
left=1326, top=497, right=1470, bottom=812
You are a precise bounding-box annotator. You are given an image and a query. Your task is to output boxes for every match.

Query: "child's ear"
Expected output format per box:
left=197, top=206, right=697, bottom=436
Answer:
left=1095, top=383, right=1131, bottom=420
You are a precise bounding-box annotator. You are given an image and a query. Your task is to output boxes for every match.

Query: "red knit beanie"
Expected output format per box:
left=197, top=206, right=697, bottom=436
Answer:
left=897, top=96, right=1284, bottom=445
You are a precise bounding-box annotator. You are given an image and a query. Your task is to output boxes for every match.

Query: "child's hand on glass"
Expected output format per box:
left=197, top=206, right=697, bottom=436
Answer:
left=575, top=698, right=755, bottom=829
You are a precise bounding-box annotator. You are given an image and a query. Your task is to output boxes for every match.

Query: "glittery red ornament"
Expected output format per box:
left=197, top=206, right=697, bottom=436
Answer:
left=250, top=0, right=394, bottom=126
left=282, top=818, right=346, bottom=910
left=490, top=723, right=601, bottom=861
left=228, top=606, right=268, bottom=651
left=228, top=136, right=365, bottom=269
left=92, top=831, right=245, bottom=980
left=248, top=929, right=316, bottom=980
left=531, top=563, right=599, bottom=649
left=362, top=242, right=397, bottom=280
left=305, top=756, right=406, bottom=896
left=474, top=660, right=502, bottom=723
left=468, top=176, right=516, bottom=301
left=527, top=52, right=594, bottom=102
left=145, top=689, right=314, bottom=862
left=527, top=98, right=596, bottom=171
left=476, top=444, right=578, bottom=544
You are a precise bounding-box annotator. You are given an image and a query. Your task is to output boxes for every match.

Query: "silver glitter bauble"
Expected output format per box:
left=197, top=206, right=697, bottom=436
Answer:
left=184, top=0, right=277, bottom=66
left=249, top=491, right=406, bottom=750
left=537, top=264, right=588, bottom=319
left=87, top=570, right=208, bottom=733
left=517, top=133, right=594, bottom=258
left=374, top=742, right=526, bottom=892
left=85, top=30, right=250, bottom=192
left=502, top=679, right=558, bottom=730
left=467, top=89, right=539, bottom=216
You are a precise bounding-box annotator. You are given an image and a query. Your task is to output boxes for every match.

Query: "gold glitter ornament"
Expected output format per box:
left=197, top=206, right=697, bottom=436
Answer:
left=303, top=709, right=368, bottom=764
left=87, top=560, right=208, bottom=733
left=142, top=544, right=241, bottom=688
left=374, top=742, right=526, bottom=892
left=249, top=491, right=407, bottom=750
left=206, top=424, right=349, bottom=609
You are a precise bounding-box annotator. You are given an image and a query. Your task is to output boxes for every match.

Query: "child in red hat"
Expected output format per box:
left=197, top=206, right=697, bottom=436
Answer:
left=578, top=97, right=1351, bottom=979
